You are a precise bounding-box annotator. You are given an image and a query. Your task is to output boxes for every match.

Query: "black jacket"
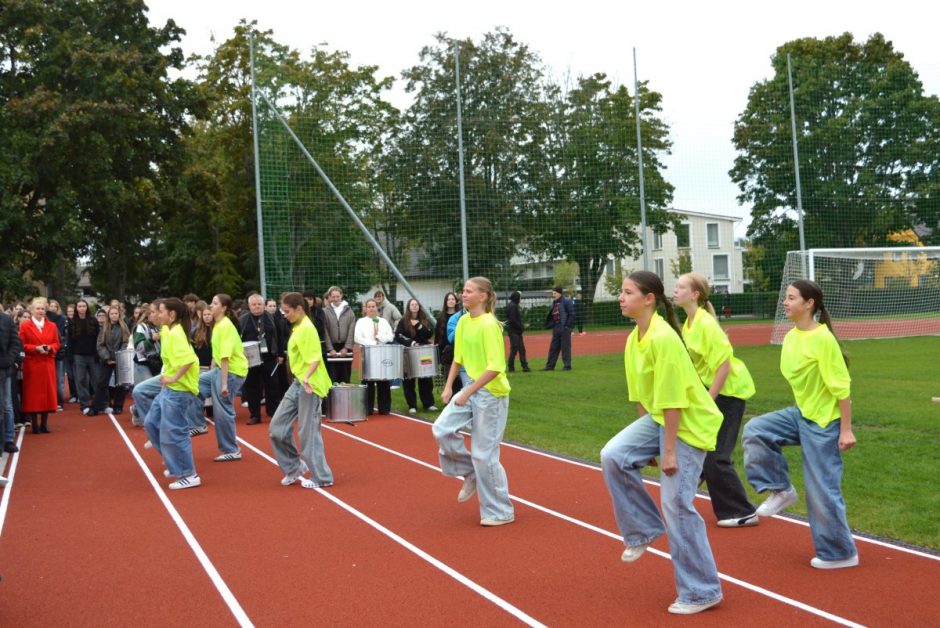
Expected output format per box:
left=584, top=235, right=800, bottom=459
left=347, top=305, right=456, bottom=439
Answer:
left=0, top=312, right=22, bottom=371
left=395, top=319, right=433, bottom=346
left=70, top=315, right=100, bottom=356
left=238, top=311, right=282, bottom=359
left=545, top=296, right=574, bottom=330
left=507, top=302, right=525, bottom=335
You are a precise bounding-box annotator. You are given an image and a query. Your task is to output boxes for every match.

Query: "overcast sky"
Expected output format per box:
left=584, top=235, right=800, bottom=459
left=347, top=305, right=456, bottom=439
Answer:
left=146, top=0, right=939, bottom=236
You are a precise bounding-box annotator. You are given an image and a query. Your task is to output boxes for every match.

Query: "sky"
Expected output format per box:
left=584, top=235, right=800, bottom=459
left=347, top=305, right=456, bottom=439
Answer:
left=145, top=0, right=939, bottom=237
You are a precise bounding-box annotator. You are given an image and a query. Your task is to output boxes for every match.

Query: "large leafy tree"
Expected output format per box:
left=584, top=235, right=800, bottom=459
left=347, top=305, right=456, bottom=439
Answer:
left=0, top=0, right=199, bottom=300
left=731, top=33, right=940, bottom=288
left=389, top=29, right=549, bottom=287
left=531, top=74, right=674, bottom=310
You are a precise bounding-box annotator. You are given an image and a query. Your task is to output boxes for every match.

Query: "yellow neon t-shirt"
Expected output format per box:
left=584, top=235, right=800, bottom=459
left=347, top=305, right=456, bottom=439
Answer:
left=681, top=310, right=755, bottom=400
left=780, top=325, right=850, bottom=427
left=288, top=316, right=331, bottom=398
left=160, top=323, right=198, bottom=395
left=625, top=313, right=722, bottom=451
left=211, top=317, right=249, bottom=378
left=453, top=311, right=510, bottom=397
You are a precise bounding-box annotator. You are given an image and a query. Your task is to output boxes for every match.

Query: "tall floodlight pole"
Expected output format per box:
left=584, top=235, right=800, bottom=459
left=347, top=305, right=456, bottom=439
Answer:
left=633, top=48, right=649, bottom=271
left=455, top=42, right=470, bottom=283
left=250, top=32, right=267, bottom=297
left=787, top=53, right=807, bottom=258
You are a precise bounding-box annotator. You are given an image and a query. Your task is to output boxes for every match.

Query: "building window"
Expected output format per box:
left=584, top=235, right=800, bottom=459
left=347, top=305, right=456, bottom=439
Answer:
left=713, top=254, right=729, bottom=281
left=706, top=223, right=719, bottom=248
left=652, top=231, right=663, bottom=251
left=654, top=258, right=665, bottom=279
left=605, top=258, right=616, bottom=275
left=676, top=223, right=690, bottom=249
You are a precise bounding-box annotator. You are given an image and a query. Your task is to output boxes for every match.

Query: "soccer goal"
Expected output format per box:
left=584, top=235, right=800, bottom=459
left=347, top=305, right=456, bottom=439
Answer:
left=771, top=247, right=940, bottom=344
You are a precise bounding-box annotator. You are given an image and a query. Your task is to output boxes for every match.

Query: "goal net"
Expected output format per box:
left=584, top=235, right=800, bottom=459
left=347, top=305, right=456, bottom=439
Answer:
left=771, top=247, right=940, bottom=344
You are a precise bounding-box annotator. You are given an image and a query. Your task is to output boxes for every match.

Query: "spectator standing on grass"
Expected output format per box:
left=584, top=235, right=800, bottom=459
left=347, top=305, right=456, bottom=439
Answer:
left=600, top=271, right=724, bottom=615
left=674, top=273, right=758, bottom=528
left=71, top=299, right=99, bottom=414
left=573, top=292, right=586, bottom=335
left=435, top=292, right=462, bottom=396
left=433, top=277, right=514, bottom=527
left=374, top=290, right=402, bottom=330
left=355, top=299, right=394, bottom=415
left=19, top=298, right=61, bottom=435
left=395, top=298, right=438, bottom=414
left=543, top=286, right=574, bottom=371
left=742, top=279, right=858, bottom=570
left=505, top=291, right=529, bottom=373
left=323, top=287, right=355, bottom=384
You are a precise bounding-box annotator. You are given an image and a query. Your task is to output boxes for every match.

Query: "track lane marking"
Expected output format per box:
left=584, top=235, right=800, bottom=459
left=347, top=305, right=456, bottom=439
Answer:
left=0, top=427, right=26, bottom=537
left=318, top=421, right=864, bottom=628
left=107, top=413, right=254, bottom=628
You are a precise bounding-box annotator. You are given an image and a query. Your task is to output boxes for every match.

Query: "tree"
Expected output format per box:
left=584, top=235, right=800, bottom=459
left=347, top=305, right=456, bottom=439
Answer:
left=390, top=29, right=549, bottom=287
left=670, top=251, right=692, bottom=278
left=731, top=33, right=940, bottom=289
left=530, top=74, right=675, bottom=314
left=0, top=0, right=199, bottom=300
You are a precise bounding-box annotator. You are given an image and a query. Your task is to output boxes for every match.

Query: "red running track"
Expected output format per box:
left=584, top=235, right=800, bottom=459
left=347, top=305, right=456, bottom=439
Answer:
left=2, top=405, right=939, bottom=625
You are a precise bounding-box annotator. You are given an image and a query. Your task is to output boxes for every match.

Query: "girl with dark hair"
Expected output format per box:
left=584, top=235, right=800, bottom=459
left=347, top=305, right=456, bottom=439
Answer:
left=505, top=291, right=529, bottom=372
left=434, top=291, right=463, bottom=395
left=91, top=305, right=131, bottom=414
left=354, top=299, right=394, bottom=415
left=198, top=294, right=248, bottom=462
left=71, top=299, right=100, bottom=414
left=600, top=271, right=723, bottom=615
left=269, top=292, right=333, bottom=489
left=674, top=273, right=758, bottom=528
left=145, top=297, right=201, bottom=489
left=395, top=298, right=437, bottom=414
left=191, top=301, right=213, bottom=369
left=742, top=279, right=858, bottom=570
left=432, top=277, right=514, bottom=527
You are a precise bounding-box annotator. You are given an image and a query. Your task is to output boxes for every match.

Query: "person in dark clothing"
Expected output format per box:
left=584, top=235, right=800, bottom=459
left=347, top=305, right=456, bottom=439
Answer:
left=70, top=299, right=100, bottom=413
left=91, top=304, right=130, bottom=415
left=267, top=297, right=292, bottom=394
left=543, top=286, right=574, bottom=371
left=302, top=290, right=327, bottom=355
left=573, top=292, right=586, bottom=335
left=395, top=298, right=438, bottom=413
left=506, top=291, right=530, bottom=372
left=1, top=309, right=23, bottom=455
left=46, top=300, right=68, bottom=408
left=434, top=291, right=462, bottom=396
left=239, top=293, right=283, bottom=424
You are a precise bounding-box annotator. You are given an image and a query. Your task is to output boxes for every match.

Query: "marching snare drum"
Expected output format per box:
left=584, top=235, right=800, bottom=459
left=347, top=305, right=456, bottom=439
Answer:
left=115, top=349, right=136, bottom=386
left=242, top=340, right=262, bottom=367
left=326, top=384, right=368, bottom=423
left=403, top=345, right=438, bottom=379
left=359, top=344, right=403, bottom=381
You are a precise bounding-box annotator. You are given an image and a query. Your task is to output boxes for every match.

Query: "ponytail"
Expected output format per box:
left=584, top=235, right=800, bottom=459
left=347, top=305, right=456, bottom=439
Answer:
left=790, top=280, right=849, bottom=368
left=682, top=272, right=717, bottom=318
left=467, top=276, right=497, bottom=314
left=628, top=271, right=684, bottom=342
left=661, top=298, right=684, bottom=339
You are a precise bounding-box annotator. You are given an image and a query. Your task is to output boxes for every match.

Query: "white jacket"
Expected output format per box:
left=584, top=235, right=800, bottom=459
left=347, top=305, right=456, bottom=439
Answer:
left=354, top=316, right=394, bottom=346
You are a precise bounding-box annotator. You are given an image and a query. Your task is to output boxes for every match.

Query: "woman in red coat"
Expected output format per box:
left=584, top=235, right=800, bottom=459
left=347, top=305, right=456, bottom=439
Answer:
left=19, top=297, right=60, bottom=434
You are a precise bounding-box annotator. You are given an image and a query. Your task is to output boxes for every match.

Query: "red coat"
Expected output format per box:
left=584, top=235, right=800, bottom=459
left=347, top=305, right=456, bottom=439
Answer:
left=19, top=318, right=60, bottom=413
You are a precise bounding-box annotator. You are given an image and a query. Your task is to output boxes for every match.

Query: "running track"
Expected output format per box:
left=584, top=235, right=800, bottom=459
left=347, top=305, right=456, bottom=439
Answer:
left=2, top=406, right=938, bottom=626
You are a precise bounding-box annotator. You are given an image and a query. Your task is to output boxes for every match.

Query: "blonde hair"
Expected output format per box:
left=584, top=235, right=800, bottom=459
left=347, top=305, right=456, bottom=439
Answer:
left=29, top=297, right=48, bottom=313
left=681, top=273, right=717, bottom=317
left=466, top=276, right=497, bottom=314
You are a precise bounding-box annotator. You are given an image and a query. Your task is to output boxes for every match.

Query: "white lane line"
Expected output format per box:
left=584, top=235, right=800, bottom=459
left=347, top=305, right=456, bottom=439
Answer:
left=321, top=422, right=864, bottom=628
left=0, top=427, right=26, bottom=537
left=107, top=414, right=254, bottom=628
left=232, top=432, right=546, bottom=628
left=390, top=411, right=940, bottom=562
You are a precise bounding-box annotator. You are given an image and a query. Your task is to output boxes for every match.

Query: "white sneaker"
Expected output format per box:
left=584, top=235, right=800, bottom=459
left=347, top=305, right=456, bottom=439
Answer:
left=480, top=515, right=514, bottom=526
left=408, top=408, right=417, bottom=415
left=427, top=405, right=439, bottom=411
left=241, top=401, right=249, bottom=408
left=457, top=475, right=476, bottom=502
left=82, top=407, right=91, bottom=416
left=189, top=425, right=209, bottom=437
left=144, top=440, right=153, bottom=449
left=0, top=475, right=8, bottom=487
left=716, top=513, right=760, bottom=528
left=281, top=461, right=310, bottom=486
left=163, top=469, right=171, bottom=477
left=104, top=407, right=114, bottom=414
left=621, top=543, right=649, bottom=563
left=811, top=554, right=859, bottom=570
left=668, top=597, right=722, bottom=615
left=214, top=451, right=242, bottom=462
left=301, top=478, right=333, bottom=489
left=169, top=474, right=201, bottom=490
left=756, top=486, right=799, bottom=517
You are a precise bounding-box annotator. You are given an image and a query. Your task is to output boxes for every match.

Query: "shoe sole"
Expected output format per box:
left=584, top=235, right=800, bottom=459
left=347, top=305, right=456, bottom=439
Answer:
left=716, top=514, right=760, bottom=528
left=480, top=517, right=514, bottom=526
left=668, top=598, right=722, bottom=614
left=811, top=555, right=859, bottom=569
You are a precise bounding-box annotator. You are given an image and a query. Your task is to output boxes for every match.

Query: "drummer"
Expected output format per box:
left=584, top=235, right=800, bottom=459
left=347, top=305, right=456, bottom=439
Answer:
left=238, top=293, right=283, bottom=425
left=354, top=299, right=394, bottom=415
left=395, top=298, right=438, bottom=414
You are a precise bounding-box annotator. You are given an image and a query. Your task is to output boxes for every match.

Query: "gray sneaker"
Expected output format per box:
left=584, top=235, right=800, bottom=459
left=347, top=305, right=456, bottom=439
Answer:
left=756, top=486, right=799, bottom=517
left=457, top=475, right=476, bottom=502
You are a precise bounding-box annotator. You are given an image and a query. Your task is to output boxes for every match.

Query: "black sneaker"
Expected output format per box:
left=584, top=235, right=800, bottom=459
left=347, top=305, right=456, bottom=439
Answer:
left=3, top=442, right=18, bottom=453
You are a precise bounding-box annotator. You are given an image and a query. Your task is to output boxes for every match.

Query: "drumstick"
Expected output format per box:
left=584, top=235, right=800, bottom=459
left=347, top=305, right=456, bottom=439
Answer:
left=271, top=363, right=279, bottom=377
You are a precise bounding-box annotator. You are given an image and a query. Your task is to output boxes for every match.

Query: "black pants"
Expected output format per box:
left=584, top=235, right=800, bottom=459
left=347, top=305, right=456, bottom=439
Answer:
left=507, top=331, right=528, bottom=370
left=545, top=327, right=572, bottom=369
left=92, top=362, right=126, bottom=412
left=365, top=380, right=391, bottom=415
left=403, top=377, right=434, bottom=410
left=703, top=394, right=756, bottom=519
left=441, top=361, right=464, bottom=396
left=327, top=355, right=352, bottom=383
left=243, top=358, right=283, bottom=419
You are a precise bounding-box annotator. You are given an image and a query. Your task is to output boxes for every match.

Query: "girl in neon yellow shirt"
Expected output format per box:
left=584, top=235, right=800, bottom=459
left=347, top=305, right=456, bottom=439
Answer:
left=143, top=297, right=201, bottom=490
left=432, top=277, right=513, bottom=527
left=268, top=292, right=333, bottom=489
left=743, top=279, right=858, bottom=569
left=674, top=273, right=758, bottom=528
left=600, top=271, right=723, bottom=615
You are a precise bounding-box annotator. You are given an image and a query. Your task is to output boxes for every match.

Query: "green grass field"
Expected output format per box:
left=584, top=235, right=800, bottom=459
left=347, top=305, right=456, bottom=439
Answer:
left=399, top=336, right=940, bottom=550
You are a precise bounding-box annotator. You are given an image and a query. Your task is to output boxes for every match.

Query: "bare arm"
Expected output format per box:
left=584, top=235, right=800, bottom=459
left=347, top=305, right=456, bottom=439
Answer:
left=708, top=359, right=731, bottom=399
left=838, top=398, right=855, bottom=451
left=661, top=408, right=680, bottom=476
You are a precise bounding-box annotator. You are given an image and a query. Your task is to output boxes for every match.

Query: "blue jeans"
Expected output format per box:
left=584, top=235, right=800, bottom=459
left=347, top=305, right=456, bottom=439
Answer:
left=2, top=372, right=13, bottom=444
left=432, top=380, right=513, bottom=522
left=600, top=415, right=722, bottom=605
left=198, top=369, right=244, bottom=454
left=269, top=381, right=333, bottom=485
left=131, top=375, right=163, bottom=425
left=144, top=387, right=197, bottom=478
left=55, top=359, right=66, bottom=405
left=73, top=354, right=99, bottom=409
left=742, top=406, right=857, bottom=561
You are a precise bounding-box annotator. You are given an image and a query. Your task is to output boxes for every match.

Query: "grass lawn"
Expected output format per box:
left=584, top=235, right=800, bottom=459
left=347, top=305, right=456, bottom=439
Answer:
left=397, top=335, right=940, bottom=551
